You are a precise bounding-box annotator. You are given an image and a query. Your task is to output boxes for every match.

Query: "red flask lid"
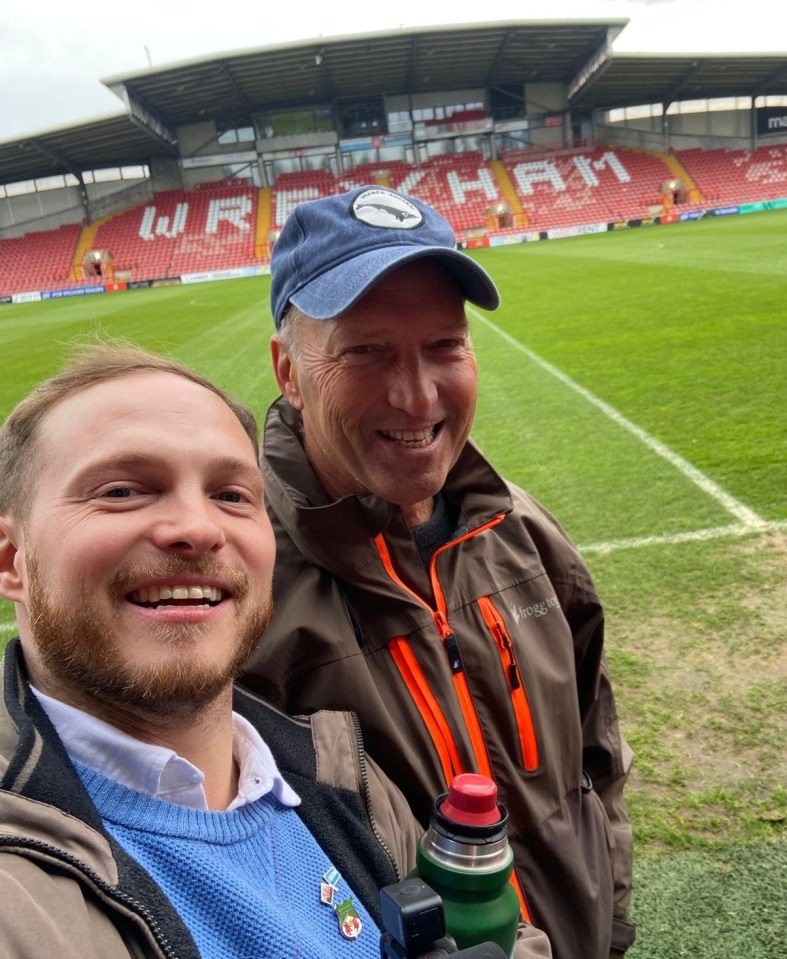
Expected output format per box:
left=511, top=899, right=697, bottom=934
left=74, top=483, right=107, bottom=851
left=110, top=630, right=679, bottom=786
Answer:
left=438, top=773, right=501, bottom=827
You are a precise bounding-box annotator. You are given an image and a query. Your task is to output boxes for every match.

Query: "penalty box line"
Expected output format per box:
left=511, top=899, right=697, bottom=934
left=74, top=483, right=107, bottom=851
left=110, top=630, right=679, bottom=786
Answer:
left=471, top=308, right=765, bottom=529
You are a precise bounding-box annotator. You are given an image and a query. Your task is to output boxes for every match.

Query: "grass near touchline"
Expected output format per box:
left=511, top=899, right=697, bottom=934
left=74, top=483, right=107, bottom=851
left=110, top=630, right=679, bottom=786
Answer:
left=469, top=210, right=787, bottom=530
left=470, top=310, right=738, bottom=544
left=0, top=212, right=784, bottom=957
left=630, top=840, right=786, bottom=958
left=590, top=531, right=785, bottom=851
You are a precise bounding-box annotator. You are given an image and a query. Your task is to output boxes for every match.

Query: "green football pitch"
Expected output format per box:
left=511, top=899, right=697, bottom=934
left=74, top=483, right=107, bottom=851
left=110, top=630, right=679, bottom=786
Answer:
left=1, top=210, right=785, bottom=957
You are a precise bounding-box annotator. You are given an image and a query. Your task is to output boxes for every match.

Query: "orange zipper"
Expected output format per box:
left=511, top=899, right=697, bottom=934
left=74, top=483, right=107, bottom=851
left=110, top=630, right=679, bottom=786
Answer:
left=374, top=516, right=507, bottom=782
left=431, top=607, right=493, bottom=780
left=477, top=595, right=540, bottom=771
left=375, top=517, right=533, bottom=923
left=388, top=635, right=464, bottom=785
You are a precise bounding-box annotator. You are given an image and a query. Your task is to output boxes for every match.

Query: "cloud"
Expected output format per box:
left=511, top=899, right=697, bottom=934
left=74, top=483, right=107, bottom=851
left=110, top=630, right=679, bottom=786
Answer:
left=0, top=0, right=782, bottom=139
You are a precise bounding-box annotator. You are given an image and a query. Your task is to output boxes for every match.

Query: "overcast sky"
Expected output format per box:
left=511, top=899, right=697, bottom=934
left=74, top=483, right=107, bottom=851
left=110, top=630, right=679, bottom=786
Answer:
left=0, top=0, right=782, bottom=141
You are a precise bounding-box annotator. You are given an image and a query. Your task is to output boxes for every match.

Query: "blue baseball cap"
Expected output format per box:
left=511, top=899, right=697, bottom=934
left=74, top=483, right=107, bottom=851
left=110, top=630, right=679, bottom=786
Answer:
left=270, top=185, right=500, bottom=329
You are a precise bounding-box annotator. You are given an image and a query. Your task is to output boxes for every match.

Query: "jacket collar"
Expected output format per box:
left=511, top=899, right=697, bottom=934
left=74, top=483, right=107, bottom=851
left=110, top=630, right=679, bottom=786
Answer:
left=262, top=396, right=513, bottom=580
left=1, top=640, right=107, bottom=830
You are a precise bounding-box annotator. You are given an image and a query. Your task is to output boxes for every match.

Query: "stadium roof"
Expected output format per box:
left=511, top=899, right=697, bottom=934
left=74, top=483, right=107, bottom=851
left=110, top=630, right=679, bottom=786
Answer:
left=2, top=19, right=786, bottom=188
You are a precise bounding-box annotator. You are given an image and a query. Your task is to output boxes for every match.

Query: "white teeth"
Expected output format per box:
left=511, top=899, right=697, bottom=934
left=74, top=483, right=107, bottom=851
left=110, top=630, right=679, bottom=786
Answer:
left=129, top=584, right=223, bottom=605
left=380, top=427, right=435, bottom=447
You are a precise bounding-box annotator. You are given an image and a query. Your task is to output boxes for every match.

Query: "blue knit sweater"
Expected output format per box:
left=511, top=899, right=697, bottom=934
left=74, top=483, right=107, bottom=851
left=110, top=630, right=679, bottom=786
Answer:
left=75, top=761, right=381, bottom=958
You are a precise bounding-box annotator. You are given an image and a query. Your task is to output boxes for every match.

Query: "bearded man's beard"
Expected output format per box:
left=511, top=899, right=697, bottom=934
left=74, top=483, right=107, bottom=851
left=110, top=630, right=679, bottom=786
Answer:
left=25, top=553, right=272, bottom=721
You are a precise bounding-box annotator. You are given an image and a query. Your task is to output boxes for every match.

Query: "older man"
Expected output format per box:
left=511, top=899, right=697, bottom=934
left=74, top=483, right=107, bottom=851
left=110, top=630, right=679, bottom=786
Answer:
left=242, top=186, right=636, bottom=959
left=0, top=343, right=427, bottom=959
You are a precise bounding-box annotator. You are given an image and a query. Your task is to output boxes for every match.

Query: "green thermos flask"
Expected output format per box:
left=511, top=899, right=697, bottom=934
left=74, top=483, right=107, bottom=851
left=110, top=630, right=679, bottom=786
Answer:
left=412, top=773, right=520, bottom=956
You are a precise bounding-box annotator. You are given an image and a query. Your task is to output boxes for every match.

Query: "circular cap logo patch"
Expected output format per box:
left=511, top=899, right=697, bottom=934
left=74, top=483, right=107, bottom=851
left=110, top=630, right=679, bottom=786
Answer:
left=352, top=189, right=423, bottom=230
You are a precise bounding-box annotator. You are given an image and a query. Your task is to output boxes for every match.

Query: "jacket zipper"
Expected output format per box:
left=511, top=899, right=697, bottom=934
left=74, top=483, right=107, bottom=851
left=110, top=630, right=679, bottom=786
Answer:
left=374, top=524, right=502, bottom=780
left=388, top=635, right=464, bottom=785
left=429, top=608, right=493, bottom=780
left=374, top=515, right=535, bottom=923
left=425, top=511, right=509, bottom=780
left=0, top=834, right=183, bottom=958
left=477, top=595, right=540, bottom=771
left=349, top=712, right=402, bottom=882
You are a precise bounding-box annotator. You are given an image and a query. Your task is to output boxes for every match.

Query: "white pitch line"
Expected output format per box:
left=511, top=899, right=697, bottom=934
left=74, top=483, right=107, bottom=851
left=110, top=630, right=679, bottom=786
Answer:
left=470, top=308, right=765, bottom=529
left=579, top=519, right=787, bottom=555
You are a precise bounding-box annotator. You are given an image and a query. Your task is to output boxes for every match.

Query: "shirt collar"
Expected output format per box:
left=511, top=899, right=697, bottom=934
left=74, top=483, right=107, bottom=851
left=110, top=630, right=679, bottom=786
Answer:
left=30, top=685, right=300, bottom=812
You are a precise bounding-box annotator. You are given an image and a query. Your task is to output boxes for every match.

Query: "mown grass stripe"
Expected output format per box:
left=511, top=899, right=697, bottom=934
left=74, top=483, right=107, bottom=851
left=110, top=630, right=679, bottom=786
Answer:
left=469, top=306, right=765, bottom=529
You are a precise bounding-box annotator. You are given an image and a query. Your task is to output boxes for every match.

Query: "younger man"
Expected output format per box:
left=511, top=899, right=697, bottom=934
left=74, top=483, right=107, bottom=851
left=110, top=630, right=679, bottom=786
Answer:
left=0, top=342, right=550, bottom=959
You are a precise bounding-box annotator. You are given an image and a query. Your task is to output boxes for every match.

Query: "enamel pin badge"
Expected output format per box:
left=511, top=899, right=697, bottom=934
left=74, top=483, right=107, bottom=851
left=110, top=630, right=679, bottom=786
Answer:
left=335, top=897, right=363, bottom=941
left=320, top=865, right=363, bottom=941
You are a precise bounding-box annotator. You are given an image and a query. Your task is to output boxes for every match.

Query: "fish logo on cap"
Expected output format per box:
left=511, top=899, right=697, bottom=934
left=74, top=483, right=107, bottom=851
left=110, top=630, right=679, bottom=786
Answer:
left=352, top=188, right=423, bottom=229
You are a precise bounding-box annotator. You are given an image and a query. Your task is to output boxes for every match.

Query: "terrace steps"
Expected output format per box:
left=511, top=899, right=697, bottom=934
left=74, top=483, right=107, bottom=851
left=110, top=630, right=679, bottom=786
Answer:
left=660, top=152, right=703, bottom=202
left=69, top=216, right=110, bottom=280
left=489, top=160, right=528, bottom=224
left=255, top=187, right=273, bottom=260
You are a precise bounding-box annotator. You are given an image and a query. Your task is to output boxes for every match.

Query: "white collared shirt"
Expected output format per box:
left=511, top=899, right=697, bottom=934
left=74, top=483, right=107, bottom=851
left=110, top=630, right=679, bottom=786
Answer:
left=30, top=686, right=300, bottom=812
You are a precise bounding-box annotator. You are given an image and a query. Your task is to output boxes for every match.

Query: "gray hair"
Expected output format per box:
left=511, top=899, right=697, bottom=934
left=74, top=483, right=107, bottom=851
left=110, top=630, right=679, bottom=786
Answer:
left=277, top=305, right=307, bottom=361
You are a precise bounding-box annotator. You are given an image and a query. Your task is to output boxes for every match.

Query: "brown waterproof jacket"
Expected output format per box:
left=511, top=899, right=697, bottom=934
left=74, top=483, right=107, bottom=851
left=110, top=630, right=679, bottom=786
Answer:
left=242, top=398, right=636, bottom=959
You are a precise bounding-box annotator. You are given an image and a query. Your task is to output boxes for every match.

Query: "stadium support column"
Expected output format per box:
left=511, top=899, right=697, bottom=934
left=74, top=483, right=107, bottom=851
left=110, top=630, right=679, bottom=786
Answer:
left=77, top=173, right=91, bottom=225
left=149, top=158, right=183, bottom=192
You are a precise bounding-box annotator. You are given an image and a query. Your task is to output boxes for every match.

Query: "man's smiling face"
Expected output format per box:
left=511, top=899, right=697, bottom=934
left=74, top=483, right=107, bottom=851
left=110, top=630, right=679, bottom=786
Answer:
left=3, top=371, right=274, bottom=719
left=274, top=259, right=478, bottom=527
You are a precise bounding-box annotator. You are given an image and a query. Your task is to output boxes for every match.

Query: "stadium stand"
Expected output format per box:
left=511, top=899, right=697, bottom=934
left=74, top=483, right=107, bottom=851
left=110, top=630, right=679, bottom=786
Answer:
left=1, top=22, right=785, bottom=298
left=3, top=142, right=787, bottom=295
left=338, top=160, right=413, bottom=190
left=501, top=147, right=677, bottom=229
left=677, top=144, right=787, bottom=204
left=395, top=152, right=501, bottom=234
left=87, top=185, right=258, bottom=281
left=0, top=223, right=86, bottom=297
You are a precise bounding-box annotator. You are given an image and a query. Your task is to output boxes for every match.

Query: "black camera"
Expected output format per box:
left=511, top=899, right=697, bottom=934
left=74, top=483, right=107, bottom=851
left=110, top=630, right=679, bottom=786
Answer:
left=379, top=879, right=508, bottom=959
